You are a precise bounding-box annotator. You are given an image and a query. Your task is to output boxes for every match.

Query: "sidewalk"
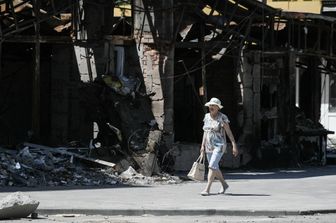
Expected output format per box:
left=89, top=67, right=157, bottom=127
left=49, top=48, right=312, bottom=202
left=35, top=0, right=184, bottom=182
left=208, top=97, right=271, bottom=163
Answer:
left=1, top=165, right=336, bottom=216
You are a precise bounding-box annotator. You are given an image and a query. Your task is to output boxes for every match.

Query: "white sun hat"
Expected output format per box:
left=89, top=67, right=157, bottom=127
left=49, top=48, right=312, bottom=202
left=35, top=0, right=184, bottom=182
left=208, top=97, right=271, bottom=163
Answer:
left=204, top=97, right=223, bottom=109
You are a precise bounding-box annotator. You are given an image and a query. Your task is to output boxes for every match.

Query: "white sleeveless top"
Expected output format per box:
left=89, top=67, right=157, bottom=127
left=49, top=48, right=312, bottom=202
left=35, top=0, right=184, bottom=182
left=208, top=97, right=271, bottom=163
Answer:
left=202, top=112, right=230, bottom=153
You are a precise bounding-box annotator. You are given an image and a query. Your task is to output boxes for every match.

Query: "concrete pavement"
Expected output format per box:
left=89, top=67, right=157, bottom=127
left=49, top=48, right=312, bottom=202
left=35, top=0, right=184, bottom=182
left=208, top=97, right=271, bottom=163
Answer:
left=1, top=165, right=336, bottom=216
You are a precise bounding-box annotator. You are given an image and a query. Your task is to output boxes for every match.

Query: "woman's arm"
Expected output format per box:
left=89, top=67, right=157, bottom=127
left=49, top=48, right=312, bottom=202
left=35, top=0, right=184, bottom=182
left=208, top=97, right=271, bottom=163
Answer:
left=200, top=132, right=206, bottom=153
left=223, top=123, right=239, bottom=157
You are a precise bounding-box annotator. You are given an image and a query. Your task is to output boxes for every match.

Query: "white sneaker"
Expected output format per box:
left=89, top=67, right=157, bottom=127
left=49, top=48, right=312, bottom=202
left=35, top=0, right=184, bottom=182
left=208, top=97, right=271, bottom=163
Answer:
left=200, top=191, right=210, bottom=196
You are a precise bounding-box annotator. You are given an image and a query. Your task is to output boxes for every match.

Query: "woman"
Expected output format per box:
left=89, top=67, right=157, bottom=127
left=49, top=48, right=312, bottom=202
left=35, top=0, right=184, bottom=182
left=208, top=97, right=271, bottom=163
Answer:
left=200, top=97, right=238, bottom=196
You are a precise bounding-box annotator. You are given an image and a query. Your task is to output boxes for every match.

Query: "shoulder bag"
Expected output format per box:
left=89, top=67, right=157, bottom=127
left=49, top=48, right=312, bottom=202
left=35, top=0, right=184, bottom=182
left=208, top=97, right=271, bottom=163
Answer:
left=187, top=153, right=205, bottom=181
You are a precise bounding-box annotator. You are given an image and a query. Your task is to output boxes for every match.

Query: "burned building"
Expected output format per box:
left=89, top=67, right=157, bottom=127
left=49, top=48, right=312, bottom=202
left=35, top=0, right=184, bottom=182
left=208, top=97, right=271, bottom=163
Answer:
left=0, top=0, right=335, bottom=172
left=133, top=0, right=336, bottom=168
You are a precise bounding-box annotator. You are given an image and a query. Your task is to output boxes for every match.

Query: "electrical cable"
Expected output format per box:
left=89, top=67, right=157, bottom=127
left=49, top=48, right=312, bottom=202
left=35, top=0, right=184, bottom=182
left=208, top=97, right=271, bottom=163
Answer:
left=172, top=7, right=259, bottom=113
left=162, top=8, right=259, bottom=80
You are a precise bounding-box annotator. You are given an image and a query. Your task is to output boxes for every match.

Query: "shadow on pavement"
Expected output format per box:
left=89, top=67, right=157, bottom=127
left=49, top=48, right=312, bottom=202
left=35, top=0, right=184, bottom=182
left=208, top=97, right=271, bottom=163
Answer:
left=224, top=193, right=270, bottom=196
left=0, top=184, right=150, bottom=193
left=224, top=165, right=336, bottom=180
left=201, top=193, right=270, bottom=196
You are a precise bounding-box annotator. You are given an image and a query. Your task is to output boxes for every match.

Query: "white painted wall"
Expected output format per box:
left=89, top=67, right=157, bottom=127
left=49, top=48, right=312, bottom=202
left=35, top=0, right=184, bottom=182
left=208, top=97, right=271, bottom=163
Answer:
left=320, top=73, right=336, bottom=138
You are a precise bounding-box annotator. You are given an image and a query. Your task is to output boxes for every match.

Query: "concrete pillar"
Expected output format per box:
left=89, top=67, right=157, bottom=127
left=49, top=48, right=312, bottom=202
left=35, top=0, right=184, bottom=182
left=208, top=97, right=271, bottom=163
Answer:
left=252, top=52, right=261, bottom=145
left=133, top=0, right=175, bottom=147
left=240, top=51, right=254, bottom=145
left=240, top=51, right=261, bottom=158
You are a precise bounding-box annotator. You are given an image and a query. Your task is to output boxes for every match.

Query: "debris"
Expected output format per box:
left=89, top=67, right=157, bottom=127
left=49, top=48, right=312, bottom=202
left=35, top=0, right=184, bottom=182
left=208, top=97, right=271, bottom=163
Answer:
left=145, top=130, right=162, bottom=153
left=133, top=153, right=160, bottom=176
left=119, top=167, right=182, bottom=185
left=115, top=159, right=132, bottom=172
left=128, top=129, right=149, bottom=152
left=0, top=146, right=119, bottom=187
left=0, top=144, right=180, bottom=187
left=31, top=212, right=38, bottom=219
left=143, top=153, right=160, bottom=176
left=0, top=192, right=39, bottom=220
left=106, top=123, right=123, bottom=142
left=295, top=109, right=333, bottom=165
left=23, top=143, right=116, bottom=168
left=15, top=163, right=21, bottom=170
left=120, top=166, right=141, bottom=179
left=102, top=74, right=140, bottom=97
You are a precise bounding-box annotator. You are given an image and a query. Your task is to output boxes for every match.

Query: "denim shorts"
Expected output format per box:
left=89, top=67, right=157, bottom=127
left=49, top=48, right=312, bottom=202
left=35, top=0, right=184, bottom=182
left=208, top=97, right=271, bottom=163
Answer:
left=206, top=149, right=224, bottom=170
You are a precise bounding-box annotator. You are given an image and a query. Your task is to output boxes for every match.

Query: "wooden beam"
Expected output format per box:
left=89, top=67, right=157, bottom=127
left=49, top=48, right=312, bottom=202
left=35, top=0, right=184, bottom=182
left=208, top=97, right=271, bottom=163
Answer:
left=23, top=143, right=116, bottom=168
left=8, top=0, right=18, bottom=31
left=200, top=23, right=207, bottom=104
left=175, top=41, right=230, bottom=49
left=142, top=0, right=159, bottom=48
left=282, top=11, right=336, bottom=23
left=3, top=35, right=135, bottom=45
left=172, top=6, right=185, bottom=46
left=298, top=51, right=336, bottom=61
left=104, top=35, right=134, bottom=45
left=3, top=3, right=73, bottom=38
left=4, top=35, right=73, bottom=43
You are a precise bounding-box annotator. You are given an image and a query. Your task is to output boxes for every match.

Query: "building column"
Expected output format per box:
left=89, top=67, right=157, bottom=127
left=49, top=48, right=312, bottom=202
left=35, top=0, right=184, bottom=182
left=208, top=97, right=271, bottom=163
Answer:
left=133, top=0, right=174, bottom=147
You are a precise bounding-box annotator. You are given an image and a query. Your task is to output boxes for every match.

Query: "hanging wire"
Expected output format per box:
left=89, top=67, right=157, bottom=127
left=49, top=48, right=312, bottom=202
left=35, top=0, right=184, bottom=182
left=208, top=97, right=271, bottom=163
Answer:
left=161, top=8, right=259, bottom=80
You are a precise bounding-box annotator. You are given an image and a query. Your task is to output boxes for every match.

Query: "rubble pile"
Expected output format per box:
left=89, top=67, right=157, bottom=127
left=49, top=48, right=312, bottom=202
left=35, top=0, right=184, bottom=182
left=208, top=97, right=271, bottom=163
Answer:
left=119, top=167, right=182, bottom=185
left=0, top=147, right=119, bottom=187
left=0, top=145, right=183, bottom=187
left=327, top=138, right=336, bottom=161
left=295, top=108, right=329, bottom=133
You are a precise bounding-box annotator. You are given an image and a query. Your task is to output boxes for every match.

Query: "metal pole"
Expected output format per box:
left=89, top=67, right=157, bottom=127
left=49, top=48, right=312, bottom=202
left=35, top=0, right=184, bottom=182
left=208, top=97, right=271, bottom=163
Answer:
left=0, top=14, right=2, bottom=77
left=288, top=49, right=298, bottom=165
left=32, top=0, right=41, bottom=140
left=200, top=23, right=207, bottom=104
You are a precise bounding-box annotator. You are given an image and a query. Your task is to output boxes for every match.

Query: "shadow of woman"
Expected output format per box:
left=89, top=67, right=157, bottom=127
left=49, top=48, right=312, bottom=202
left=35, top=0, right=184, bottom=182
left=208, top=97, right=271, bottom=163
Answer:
left=224, top=193, right=270, bottom=196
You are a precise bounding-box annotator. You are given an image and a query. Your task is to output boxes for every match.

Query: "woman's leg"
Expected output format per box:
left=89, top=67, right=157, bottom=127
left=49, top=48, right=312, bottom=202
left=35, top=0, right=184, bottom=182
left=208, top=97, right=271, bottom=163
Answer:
left=207, top=150, right=226, bottom=192
left=215, top=169, right=228, bottom=188
left=203, top=168, right=216, bottom=193
left=202, top=152, right=215, bottom=194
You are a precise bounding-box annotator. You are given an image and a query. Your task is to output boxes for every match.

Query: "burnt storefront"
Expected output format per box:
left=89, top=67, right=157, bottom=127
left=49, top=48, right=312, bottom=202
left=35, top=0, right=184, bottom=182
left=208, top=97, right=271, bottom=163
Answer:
left=0, top=0, right=335, bottom=175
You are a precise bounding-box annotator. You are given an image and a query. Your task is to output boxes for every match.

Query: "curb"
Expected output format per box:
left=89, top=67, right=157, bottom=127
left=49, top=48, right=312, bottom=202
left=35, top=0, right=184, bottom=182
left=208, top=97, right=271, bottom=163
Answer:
left=36, top=209, right=336, bottom=217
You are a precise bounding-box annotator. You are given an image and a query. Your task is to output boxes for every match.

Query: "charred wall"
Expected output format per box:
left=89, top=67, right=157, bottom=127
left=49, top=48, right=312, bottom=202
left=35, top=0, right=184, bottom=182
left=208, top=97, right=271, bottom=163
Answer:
left=50, top=44, right=92, bottom=145
left=298, top=57, right=322, bottom=123
left=0, top=43, right=55, bottom=145
left=0, top=42, right=93, bottom=146
left=0, top=43, right=34, bottom=145
left=174, top=48, right=204, bottom=143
